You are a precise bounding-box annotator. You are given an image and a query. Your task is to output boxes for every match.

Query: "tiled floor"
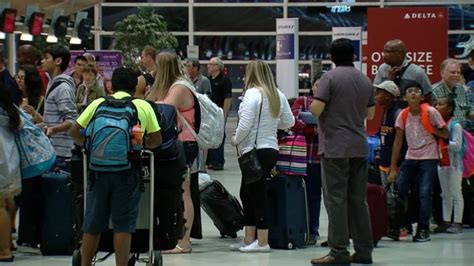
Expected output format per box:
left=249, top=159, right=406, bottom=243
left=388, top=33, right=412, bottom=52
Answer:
left=12, top=117, right=474, bottom=265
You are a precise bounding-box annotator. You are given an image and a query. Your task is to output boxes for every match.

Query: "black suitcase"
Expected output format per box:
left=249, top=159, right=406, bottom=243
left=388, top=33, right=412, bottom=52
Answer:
left=200, top=180, right=244, bottom=238
left=40, top=170, right=76, bottom=255
left=17, top=176, right=42, bottom=248
left=268, top=174, right=309, bottom=249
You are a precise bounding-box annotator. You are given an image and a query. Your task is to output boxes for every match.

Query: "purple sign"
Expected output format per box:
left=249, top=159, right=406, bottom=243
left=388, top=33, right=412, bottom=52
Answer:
left=68, top=50, right=122, bottom=92
left=276, top=34, right=295, bottom=60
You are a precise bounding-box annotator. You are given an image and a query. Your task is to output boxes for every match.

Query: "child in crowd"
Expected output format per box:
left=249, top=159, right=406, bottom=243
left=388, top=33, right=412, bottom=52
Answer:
left=75, top=63, right=105, bottom=113
left=434, top=96, right=465, bottom=234
left=291, top=74, right=323, bottom=245
left=388, top=81, right=448, bottom=242
left=374, top=80, right=402, bottom=187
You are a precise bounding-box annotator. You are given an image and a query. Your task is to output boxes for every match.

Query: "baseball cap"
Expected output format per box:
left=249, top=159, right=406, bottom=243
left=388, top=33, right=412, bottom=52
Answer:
left=374, top=80, right=400, bottom=97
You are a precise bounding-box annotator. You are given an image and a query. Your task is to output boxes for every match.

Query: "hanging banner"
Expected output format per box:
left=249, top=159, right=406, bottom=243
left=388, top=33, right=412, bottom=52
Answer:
left=276, top=18, right=299, bottom=99
left=366, top=7, right=448, bottom=83
left=332, top=27, right=362, bottom=70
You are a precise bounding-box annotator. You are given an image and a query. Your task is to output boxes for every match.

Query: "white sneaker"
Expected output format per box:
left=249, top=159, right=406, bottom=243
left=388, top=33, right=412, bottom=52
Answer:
left=229, top=240, right=246, bottom=251
left=239, top=240, right=270, bottom=253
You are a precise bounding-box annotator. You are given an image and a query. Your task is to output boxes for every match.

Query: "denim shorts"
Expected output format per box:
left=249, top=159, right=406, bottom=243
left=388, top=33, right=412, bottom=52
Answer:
left=182, top=141, right=198, bottom=168
left=82, top=168, right=142, bottom=234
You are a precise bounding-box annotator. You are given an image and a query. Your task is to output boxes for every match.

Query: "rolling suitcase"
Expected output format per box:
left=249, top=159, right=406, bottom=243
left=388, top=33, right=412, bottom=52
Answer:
left=40, top=170, right=76, bottom=255
left=366, top=183, right=387, bottom=247
left=268, top=174, right=309, bottom=249
left=200, top=180, right=244, bottom=238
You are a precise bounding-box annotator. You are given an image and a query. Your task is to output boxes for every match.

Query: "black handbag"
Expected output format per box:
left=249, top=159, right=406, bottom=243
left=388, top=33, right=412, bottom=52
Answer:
left=237, top=98, right=263, bottom=185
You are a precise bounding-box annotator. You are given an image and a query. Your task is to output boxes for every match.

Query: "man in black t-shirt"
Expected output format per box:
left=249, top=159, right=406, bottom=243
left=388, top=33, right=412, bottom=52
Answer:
left=206, top=57, right=232, bottom=170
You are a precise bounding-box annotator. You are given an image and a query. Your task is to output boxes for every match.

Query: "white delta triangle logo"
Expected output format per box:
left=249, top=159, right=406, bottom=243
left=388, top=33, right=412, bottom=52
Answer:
left=403, top=13, right=438, bottom=19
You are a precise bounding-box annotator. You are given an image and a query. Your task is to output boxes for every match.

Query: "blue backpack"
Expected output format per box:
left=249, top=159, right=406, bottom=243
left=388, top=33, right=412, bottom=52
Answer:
left=85, top=96, right=139, bottom=172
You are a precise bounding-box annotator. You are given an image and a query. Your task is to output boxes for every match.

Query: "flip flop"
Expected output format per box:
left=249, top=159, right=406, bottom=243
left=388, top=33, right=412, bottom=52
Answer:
left=162, top=245, right=192, bottom=254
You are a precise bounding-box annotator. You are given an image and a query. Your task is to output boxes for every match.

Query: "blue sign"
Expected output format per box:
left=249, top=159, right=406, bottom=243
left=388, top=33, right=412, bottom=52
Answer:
left=276, top=34, right=295, bottom=60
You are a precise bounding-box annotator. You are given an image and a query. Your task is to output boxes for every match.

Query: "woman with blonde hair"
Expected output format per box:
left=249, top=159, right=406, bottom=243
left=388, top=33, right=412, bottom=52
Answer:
left=146, top=52, right=198, bottom=254
left=230, top=60, right=294, bottom=252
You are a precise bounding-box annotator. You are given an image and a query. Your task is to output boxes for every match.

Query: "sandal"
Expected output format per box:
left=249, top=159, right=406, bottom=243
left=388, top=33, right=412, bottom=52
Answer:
left=162, top=245, right=192, bottom=254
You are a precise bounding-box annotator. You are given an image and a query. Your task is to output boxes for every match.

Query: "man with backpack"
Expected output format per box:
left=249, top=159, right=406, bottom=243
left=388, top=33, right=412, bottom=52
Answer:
left=387, top=81, right=448, bottom=243
left=135, top=46, right=158, bottom=99
left=374, top=39, right=432, bottom=106
left=70, top=67, right=162, bottom=266
left=41, top=45, right=78, bottom=171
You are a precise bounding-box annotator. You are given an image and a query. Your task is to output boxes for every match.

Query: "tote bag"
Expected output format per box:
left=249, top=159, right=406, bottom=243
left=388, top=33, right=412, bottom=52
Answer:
left=275, top=135, right=307, bottom=176
left=15, top=107, right=56, bottom=178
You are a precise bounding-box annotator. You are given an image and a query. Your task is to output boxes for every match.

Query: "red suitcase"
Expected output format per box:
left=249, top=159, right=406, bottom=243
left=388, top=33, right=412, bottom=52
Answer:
left=366, top=183, right=388, bottom=247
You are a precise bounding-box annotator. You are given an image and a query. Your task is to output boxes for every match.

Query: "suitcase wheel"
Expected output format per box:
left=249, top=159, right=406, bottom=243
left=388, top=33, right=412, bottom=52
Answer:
left=72, top=249, right=81, bottom=266
left=287, top=242, right=294, bottom=250
left=153, top=251, right=163, bottom=266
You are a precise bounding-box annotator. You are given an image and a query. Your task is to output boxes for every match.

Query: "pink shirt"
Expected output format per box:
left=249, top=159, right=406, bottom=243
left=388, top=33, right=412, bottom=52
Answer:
left=395, top=106, right=446, bottom=160
left=177, top=94, right=196, bottom=142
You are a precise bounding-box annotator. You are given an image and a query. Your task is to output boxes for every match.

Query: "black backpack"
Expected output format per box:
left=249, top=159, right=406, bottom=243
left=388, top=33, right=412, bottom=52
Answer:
left=146, top=101, right=180, bottom=161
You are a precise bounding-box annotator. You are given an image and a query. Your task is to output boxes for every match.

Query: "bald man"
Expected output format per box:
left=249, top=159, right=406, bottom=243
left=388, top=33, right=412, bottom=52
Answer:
left=374, top=39, right=432, bottom=105
left=17, top=44, right=49, bottom=95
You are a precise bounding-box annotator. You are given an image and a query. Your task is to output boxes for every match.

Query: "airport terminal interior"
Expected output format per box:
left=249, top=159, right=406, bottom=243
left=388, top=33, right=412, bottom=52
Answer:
left=3, top=0, right=474, bottom=265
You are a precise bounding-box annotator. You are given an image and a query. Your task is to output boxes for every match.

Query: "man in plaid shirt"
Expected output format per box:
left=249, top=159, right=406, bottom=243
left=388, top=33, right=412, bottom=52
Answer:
left=432, top=59, right=472, bottom=123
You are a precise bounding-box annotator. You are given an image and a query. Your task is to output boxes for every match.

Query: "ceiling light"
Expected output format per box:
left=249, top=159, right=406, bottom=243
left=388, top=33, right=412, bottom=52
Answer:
left=20, top=33, right=33, bottom=41
left=46, top=35, right=58, bottom=43
left=70, top=37, right=81, bottom=45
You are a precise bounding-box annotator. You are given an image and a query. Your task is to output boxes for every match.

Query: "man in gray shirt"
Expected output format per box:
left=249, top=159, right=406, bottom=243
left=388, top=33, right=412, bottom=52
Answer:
left=310, top=38, right=375, bottom=265
left=185, top=59, right=211, bottom=96
left=374, top=39, right=432, bottom=105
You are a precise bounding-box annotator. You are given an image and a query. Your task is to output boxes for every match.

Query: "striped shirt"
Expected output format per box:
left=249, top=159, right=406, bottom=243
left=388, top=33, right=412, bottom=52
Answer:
left=43, top=74, right=78, bottom=158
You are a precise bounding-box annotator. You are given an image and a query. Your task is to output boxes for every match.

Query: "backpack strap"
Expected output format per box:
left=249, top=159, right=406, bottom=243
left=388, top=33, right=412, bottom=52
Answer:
left=44, top=81, right=61, bottom=99
left=171, top=79, right=201, bottom=134
left=401, top=103, right=435, bottom=134
left=143, top=73, right=155, bottom=87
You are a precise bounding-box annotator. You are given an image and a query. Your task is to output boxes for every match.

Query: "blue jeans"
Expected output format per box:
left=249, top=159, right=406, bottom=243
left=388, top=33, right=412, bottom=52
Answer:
left=304, top=163, right=322, bottom=237
left=396, top=159, right=438, bottom=230
left=207, top=133, right=225, bottom=166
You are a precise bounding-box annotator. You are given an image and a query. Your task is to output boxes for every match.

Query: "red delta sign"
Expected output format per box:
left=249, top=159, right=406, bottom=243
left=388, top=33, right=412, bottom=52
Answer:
left=366, top=7, right=448, bottom=83
left=365, top=7, right=448, bottom=135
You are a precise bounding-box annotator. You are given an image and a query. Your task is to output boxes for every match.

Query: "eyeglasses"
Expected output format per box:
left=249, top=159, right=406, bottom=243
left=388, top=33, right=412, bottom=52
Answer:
left=406, top=88, right=422, bottom=94
left=15, top=75, right=25, bottom=80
